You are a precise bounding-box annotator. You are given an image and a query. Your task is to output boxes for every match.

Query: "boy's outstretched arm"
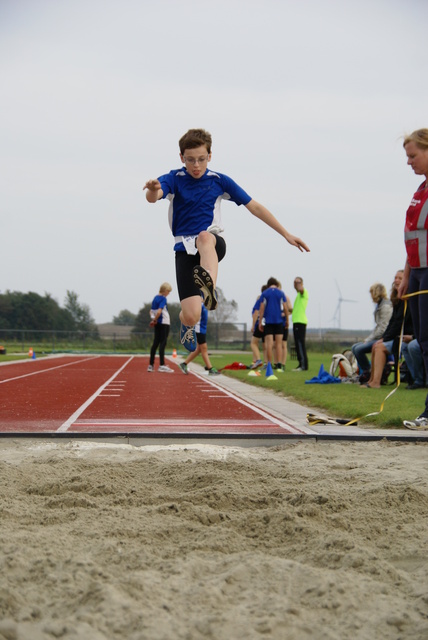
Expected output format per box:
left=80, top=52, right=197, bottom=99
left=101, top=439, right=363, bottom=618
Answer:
left=143, top=179, right=164, bottom=203
left=245, top=199, right=310, bottom=253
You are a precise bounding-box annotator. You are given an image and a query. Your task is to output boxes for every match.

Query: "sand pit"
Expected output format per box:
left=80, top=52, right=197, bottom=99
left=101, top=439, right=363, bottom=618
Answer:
left=0, top=439, right=427, bottom=639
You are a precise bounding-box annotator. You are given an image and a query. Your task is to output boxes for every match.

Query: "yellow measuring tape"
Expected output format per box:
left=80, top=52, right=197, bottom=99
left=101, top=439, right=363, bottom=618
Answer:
left=307, top=290, right=428, bottom=427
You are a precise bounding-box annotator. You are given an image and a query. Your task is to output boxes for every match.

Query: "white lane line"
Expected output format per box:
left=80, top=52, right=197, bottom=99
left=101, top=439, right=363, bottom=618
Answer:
left=74, top=420, right=274, bottom=425
left=0, top=356, right=101, bottom=384
left=190, top=371, right=311, bottom=434
left=57, top=356, right=134, bottom=432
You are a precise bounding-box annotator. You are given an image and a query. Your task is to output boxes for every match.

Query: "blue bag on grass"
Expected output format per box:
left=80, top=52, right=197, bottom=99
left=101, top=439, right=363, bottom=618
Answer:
left=305, top=364, right=341, bottom=384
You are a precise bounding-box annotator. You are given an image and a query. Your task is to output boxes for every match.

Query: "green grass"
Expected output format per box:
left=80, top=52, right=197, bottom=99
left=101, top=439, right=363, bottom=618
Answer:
left=0, top=354, right=35, bottom=363
left=201, top=351, right=426, bottom=429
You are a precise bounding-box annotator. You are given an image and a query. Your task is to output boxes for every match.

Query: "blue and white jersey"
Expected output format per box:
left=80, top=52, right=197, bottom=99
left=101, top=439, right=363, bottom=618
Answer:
left=158, top=167, right=251, bottom=251
left=261, top=287, right=287, bottom=324
left=195, top=304, right=208, bottom=335
left=150, top=294, right=170, bottom=325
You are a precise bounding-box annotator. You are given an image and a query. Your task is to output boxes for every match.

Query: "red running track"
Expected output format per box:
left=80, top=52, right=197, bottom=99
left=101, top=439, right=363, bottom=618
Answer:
left=0, top=355, right=304, bottom=436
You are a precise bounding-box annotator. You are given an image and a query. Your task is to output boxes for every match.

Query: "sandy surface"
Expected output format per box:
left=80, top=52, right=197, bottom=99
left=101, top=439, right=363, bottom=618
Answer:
left=0, top=439, right=427, bottom=640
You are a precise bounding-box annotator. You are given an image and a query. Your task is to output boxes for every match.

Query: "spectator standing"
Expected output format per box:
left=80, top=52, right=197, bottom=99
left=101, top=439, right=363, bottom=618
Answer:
left=292, top=277, right=309, bottom=371
left=148, top=283, right=174, bottom=373
left=278, top=281, right=293, bottom=370
left=258, top=277, right=289, bottom=372
left=398, top=129, right=428, bottom=428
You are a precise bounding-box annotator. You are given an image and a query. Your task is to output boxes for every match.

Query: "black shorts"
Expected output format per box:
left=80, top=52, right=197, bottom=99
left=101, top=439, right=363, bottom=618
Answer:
left=283, top=328, right=289, bottom=340
left=264, top=323, right=284, bottom=336
left=175, top=234, right=226, bottom=301
left=253, top=327, right=264, bottom=339
left=196, top=332, right=207, bottom=345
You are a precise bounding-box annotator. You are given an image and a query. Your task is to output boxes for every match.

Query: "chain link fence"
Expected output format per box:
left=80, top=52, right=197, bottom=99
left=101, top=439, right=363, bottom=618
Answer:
left=0, top=324, right=250, bottom=355
left=0, top=326, right=368, bottom=357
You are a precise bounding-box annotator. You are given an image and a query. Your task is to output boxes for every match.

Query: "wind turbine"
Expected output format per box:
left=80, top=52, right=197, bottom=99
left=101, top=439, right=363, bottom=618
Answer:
left=332, top=280, right=357, bottom=329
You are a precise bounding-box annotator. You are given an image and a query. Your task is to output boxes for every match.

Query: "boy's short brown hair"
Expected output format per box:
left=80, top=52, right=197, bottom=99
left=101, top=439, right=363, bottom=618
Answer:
left=179, top=128, right=212, bottom=154
left=266, top=277, right=280, bottom=287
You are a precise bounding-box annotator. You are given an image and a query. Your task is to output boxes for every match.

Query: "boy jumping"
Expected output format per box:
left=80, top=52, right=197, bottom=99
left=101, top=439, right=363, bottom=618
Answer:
left=144, top=128, right=309, bottom=352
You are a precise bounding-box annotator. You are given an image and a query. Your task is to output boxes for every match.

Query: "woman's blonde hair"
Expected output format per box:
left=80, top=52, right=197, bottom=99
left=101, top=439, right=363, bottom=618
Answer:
left=403, top=128, right=428, bottom=150
left=369, top=283, right=388, bottom=303
left=159, top=282, right=172, bottom=294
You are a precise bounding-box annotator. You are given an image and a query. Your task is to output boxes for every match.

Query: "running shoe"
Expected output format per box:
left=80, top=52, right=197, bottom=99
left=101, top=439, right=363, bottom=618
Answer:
left=250, top=359, right=262, bottom=370
left=193, top=265, right=218, bottom=310
left=179, top=362, right=189, bottom=375
left=159, top=365, right=174, bottom=373
left=402, top=416, right=428, bottom=430
left=147, top=364, right=154, bottom=372
left=208, top=367, right=220, bottom=376
left=180, top=323, right=196, bottom=352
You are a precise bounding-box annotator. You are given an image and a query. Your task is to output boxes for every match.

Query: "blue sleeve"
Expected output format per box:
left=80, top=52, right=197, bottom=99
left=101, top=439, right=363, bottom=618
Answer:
left=158, top=170, right=176, bottom=198
left=152, top=295, right=166, bottom=310
left=220, top=174, right=252, bottom=206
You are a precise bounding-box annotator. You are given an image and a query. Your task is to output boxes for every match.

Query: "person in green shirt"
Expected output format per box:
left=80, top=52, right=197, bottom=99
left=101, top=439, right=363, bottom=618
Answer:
left=291, top=277, right=309, bottom=371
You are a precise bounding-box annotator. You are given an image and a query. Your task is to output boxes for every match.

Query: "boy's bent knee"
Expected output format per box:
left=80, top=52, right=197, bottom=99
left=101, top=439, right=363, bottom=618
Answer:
left=180, top=305, right=201, bottom=327
left=196, top=231, right=215, bottom=248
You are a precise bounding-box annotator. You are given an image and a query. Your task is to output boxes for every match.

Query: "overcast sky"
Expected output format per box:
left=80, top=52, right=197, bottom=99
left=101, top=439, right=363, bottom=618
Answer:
left=1, top=0, right=427, bottom=332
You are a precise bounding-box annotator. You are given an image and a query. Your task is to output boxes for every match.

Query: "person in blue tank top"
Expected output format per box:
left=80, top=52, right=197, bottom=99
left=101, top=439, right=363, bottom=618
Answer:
left=144, top=128, right=309, bottom=352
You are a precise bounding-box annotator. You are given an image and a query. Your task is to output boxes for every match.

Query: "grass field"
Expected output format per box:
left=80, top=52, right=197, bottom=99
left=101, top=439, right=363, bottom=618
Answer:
left=204, top=351, right=426, bottom=429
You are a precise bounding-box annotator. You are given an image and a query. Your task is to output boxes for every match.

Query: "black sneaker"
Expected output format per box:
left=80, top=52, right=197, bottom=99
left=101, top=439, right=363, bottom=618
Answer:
left=179, top=362, right=189, bottom=375
left=193, top=265, right=218, bottom=310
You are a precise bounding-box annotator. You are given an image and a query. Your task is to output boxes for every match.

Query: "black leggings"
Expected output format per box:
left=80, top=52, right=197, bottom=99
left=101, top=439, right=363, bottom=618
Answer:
left=150, top=324, right=170, bottom=366
left=408, top=267, right=428, bottom=417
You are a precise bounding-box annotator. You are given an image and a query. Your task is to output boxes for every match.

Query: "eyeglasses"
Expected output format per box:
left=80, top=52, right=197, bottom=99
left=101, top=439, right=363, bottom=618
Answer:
left=183, top=156, right=209, bottom=165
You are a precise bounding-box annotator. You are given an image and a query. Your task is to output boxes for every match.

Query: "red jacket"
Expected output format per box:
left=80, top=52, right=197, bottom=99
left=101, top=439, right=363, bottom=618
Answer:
left=405, top=182, right=428, bottom=268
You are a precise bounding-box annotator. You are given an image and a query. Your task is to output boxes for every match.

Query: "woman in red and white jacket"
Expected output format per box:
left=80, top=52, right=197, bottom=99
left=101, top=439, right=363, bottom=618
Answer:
left=398, top=129, right=428, bottom=429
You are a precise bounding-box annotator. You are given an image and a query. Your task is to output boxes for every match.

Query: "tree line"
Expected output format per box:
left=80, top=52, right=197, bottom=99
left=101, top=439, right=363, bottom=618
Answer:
left=0, top=287, right=239, bottom=338
left=0, top=290, right=98, bottom=337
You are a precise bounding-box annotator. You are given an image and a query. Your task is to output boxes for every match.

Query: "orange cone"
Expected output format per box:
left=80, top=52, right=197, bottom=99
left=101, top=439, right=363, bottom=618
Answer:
left=28, top=348, right=33, bottom=358
left=172, top=348, right=177, bottom=358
